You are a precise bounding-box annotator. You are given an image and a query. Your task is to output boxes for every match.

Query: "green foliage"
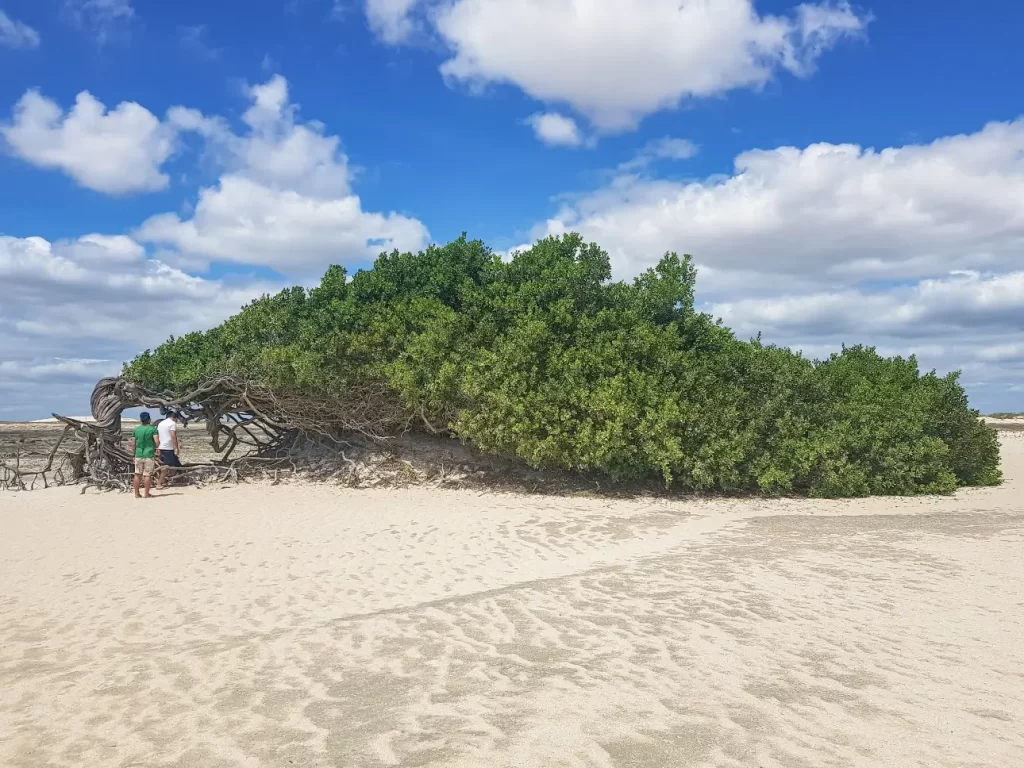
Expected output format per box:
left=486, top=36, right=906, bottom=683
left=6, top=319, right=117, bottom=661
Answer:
left=123, top=233, right=1002, bottom=496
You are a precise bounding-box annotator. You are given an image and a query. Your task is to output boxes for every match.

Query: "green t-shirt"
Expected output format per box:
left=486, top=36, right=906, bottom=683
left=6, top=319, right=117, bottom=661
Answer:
left=132, top=425, right=159, bottom=459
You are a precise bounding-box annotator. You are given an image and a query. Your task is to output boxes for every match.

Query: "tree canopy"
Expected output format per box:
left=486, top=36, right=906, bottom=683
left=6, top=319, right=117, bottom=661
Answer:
left=123, top=233, right=1001, bottom=497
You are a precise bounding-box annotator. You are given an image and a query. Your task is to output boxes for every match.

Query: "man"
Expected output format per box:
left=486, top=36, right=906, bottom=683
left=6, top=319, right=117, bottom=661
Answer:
left=129, top=412, right=160, bottom=498
left=156, top=412, right=182, bottom=489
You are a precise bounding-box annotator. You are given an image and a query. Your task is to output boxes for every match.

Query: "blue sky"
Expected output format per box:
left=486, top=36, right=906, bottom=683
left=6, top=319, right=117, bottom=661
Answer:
left=1, top=0, right=1023, bottom=419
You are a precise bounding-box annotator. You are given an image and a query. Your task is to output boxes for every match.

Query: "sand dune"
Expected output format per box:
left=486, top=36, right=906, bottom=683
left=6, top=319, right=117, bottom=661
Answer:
left=2, top=435, right=1022, bottom=767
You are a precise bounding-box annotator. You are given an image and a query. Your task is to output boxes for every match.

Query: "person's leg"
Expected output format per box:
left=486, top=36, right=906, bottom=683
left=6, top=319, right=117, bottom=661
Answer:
left=133, top=459, right=142, bottom=497
left=163, top=451, right=181, bottom=487
left=157, top=450, right=175, bottom=488
left=143, top=461, right=153, bottom=497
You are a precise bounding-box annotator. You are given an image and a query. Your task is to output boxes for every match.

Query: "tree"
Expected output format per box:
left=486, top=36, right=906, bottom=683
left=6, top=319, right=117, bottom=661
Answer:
left=117, top=233, right=1001, bottom=497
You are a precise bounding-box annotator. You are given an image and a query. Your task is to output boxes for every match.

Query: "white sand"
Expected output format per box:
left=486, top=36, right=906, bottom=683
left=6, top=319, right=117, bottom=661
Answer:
left=984, top=416, right=1024, bottom=429
left=2, top=436, right=1023, bottom=767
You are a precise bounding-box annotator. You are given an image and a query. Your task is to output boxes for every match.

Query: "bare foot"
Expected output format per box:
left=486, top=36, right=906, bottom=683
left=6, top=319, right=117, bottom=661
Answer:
left=134, top=493, right=142, bottom=498
left=143, top=494, right=152, bottom=498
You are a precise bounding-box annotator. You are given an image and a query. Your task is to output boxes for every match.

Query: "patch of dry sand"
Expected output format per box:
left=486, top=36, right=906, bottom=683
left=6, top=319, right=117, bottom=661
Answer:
left=1, top=434, right=1022, bottom=767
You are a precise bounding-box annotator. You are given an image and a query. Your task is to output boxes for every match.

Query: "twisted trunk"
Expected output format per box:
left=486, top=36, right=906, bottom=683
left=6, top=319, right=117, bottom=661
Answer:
left=4, top=374, right=408, bottom=491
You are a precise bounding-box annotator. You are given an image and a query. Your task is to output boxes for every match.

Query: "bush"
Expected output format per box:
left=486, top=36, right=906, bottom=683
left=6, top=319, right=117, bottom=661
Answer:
left=123, top=233, right=1001, bottom=496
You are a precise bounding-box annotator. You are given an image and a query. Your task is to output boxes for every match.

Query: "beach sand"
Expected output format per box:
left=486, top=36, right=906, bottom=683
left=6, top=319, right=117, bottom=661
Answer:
left=2, top=435, right=1022, bottom=767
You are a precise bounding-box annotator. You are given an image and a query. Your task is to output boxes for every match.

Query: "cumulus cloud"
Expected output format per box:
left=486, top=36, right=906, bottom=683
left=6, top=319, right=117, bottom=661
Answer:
left=135, top=75, right=430, bottom=270
left=0, top=234, right=273, bottom=340
left=136, top=175, right=429, bottom=271
left=1, top=74, right=429, bottom=268
left=378, top=0, right=868, bottom=132
left=231, top=75, right=353, bottom=197
left=525, top=112, right=586, bottom=148
left=0, top=10, right=40, bottom=49
left=1, top=90, right=177, bottom=194
left=532, top=117, right=1024, bottom=284
left=0, top=234, right=277, bottom=419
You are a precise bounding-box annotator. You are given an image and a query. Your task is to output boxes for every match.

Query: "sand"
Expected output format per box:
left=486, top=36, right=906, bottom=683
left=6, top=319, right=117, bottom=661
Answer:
left=2, top=435, right=1022, bottom=767
left=984, top=416, right=1024, bottom=431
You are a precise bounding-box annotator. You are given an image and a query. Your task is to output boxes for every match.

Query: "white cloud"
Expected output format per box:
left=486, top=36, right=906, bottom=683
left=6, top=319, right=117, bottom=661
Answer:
left=0, top=10, right=40, bottom=49
left=975, top=343, right=1024, bottom=364
left=63, top=0, right=134, bottom=44
left=619, top=137, right=699, bottom=170
left=365, top=0, right=421, bottom=43
left=233, top=75, right=352, bottom=197
left=532, top=117, right=1024, bottom=284
left=0, top=358, right=120, bottom=383
left=525, top=112, right=585, bottom=148
left=56, top=233, right=146, bottom=264
left=710, top=271, right=1024, bottom=340
left=0, top=234, right=277, bottom=419
left=135, top=75, right=430, bottom=270
left=0, top=74, right=430, bottom=271
left=0, top=235, right=272, bottom=331
left=419, top=0, right=868, bottom=132
left=137, top=175, right=429, bottom=271
left=1, top=89, right=177, bottom=194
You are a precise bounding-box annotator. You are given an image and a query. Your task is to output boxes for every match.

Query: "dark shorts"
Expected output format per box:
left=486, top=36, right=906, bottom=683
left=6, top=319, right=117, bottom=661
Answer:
left=159, top=449, right=182, bottom=467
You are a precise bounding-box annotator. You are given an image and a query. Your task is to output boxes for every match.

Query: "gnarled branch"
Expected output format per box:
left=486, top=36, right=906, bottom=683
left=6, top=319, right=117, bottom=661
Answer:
left=4, top=374, right=412, bottom=492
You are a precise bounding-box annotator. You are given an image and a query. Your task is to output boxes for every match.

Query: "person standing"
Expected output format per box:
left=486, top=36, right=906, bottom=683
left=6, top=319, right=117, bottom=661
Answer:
left=156, top=413, right=182, bottom=489
left=129, top=412, right=160, bottom=498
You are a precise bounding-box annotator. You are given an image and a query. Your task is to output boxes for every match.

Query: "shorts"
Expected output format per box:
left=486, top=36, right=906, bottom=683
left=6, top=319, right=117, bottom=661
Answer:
left=134, top=458, right=156, bottom=477
left=160, top=449, right=182, bottom=467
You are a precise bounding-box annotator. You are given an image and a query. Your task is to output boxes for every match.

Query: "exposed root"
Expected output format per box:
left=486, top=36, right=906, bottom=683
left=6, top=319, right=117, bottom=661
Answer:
left=3, top=375, right=410, bottom=492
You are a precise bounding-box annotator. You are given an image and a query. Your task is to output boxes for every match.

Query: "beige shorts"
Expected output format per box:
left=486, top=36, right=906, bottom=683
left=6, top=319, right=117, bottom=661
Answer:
left=134, top=458, right=156, bottom=477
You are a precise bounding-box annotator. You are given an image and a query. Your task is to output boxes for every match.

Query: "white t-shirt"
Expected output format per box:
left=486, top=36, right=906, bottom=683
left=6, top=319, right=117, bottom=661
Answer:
left=157, top=419, right=177, bottom=450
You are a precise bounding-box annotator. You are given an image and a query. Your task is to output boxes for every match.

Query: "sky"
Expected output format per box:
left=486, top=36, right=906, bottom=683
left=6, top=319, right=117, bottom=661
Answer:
left=1, top=0, right=1023, bottom=420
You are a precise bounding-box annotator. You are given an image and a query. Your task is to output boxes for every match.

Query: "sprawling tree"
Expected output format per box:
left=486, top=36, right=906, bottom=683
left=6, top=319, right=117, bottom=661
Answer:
left=122, top=233, right=1002, bottom=497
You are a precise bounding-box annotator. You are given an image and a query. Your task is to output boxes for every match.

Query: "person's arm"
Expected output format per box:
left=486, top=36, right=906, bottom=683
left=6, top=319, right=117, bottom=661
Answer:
left=153, top=431, right=160, bottom=455
left=172, top=427, right=180, bottom=456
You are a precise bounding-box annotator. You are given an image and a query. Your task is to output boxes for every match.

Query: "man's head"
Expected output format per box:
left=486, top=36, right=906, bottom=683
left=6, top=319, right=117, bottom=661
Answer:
left=140, top=412, right=152, bottom=425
